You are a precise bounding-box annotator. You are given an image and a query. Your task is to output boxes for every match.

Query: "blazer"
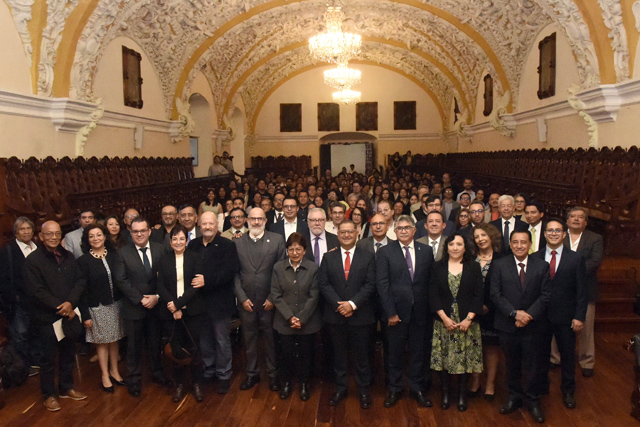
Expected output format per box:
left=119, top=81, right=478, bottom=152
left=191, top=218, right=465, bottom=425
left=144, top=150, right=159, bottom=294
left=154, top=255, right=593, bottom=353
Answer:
left=490, top=255, right=551, bottom=335
left=266, top=210, right=284, bottom=230
left=233, top=231, right=286, bottom=305
left=448, top=205, right=462, bottom=223
left=528, top=223, right=547, bottom=253
left=188, top=234, right=240, bottom=320
left=489, top=217, right=528, bottom=255
left=429, top=260, right=483, bottom=322
left=113, top=241, right=164, bottom=320
left=356, top=235, right=395, bottom=256
left=0, top=240, right=30, bottom=307
left=77, top=251, right=122, bottom=320
left=270, top=258, right=322, bottom=335
left=532, top=246, right=588, bottom=324
left=318, top=246, right=376, bottom=326
left=477, top=253, right=502, bottom=332
left=221, top=226, right=248, bottom=240
left=303, top=230, right=339, bottom=263
left=63, top=227, right=84, bottom=259
left=416, top=235, right=446, bottom=261
left=376, top=240, right=433, bottom=325
left=564, top=229, right=603, bottom=302
left=157, top=250, right=205, bottom=319
left=270, top=219, right=309, bottom=242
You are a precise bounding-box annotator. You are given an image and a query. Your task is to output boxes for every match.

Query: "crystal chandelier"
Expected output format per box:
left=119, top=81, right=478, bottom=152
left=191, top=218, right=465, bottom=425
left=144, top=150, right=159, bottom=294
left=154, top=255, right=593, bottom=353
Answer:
left=309, top=0, right=361, bottom=64
left=332, top=88, right=361, bottom=105
left=324, top=62, right=361, bottom=89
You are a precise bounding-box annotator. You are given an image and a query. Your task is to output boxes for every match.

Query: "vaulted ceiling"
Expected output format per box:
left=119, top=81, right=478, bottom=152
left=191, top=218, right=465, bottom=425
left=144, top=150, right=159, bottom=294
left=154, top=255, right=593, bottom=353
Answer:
left=5, top=0, right=636, bottom=129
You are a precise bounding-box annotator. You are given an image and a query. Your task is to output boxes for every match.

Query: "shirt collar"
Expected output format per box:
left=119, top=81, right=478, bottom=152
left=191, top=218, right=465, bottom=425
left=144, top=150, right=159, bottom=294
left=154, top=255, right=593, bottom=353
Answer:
left=546, top=245, right=564, bottom=257
left=135, top=242, right=151, bottom=251
left=15, top=239, right=35, bottom=251
left=514, top=255, right=528, bottom=267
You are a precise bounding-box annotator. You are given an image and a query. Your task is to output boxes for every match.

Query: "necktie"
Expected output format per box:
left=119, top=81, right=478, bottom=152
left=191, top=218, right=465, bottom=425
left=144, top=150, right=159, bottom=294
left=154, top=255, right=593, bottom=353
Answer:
left=529, top=227, right=536, bottom=254
left=404, top=246, right=414, bottom=280
left=504, top=220, right=511, bottom=249
left=431, top=240, right=437, bottom=259
left=277, top=212, right=282, bottom=222
left=188, top=231, right=193, bottom=243
left=140, top=247, right=152, bottom=279
left=314, top=236, right=321, bottom=265
left=518, top=262, right=526, bottom=290
left=344, top=251, right=351, bottom=280
left=550, top=250, right=557, bottom=279
left=375, top=242, right=382, bottom=253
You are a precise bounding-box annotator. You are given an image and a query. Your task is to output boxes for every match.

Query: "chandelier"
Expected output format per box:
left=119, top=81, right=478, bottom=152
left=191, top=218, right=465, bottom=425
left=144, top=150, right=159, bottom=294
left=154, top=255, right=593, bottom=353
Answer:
left=324, top=62, right=361, bottom=89
left=332, top=88, right=361, bottom=105
left=309, top=1, right=361, bottom=64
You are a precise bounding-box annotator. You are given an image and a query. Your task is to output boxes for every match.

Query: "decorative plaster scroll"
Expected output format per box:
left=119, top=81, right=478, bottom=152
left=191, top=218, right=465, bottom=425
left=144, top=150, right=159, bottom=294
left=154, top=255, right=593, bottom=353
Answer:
left=634, top=1, right=640, bottom=32
left=5, top=0, right=34, bottom=68
left=597, top=0, right=629, bottom=82
left=454, top=109, right=469, bottom=138
left=173, top=97, right=196, bottom=143
left=567, top=84, right=598, bottom=148
left=37, top=0, right=79, bottom=96
left=245, top=132, right=257, bottom=158
left=75, top=98, right=104, bottom=156
left=488, top=90, right=515, bottom=137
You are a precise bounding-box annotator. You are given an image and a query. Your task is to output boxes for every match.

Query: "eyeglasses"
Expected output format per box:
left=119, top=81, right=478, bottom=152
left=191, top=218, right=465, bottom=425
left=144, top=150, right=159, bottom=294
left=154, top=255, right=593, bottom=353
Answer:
left=42, top=231, right=62, bottom=238
left=470, top=209, right=484, bottom=214
left=545, top=229, right=564, bottom=234
left=371, top=222, right=386, bottom=227
left=131, top=229, right=149, bottom=235
left=338, top=230, right=356, bottom=235
left=308, top=218, right=325, bottom=223
left=395, top=226, right=414, bottom=232
left=287, top=247, right=304, bottom=253
left=124, top=214, right=138, bottom=219
left=162, top=212, right=177, bottom=216
left=459, top=214, right=470, bottom=219
left=248, top=217, right=266, bottom=222
left=230, top=215, right=245, bottom=220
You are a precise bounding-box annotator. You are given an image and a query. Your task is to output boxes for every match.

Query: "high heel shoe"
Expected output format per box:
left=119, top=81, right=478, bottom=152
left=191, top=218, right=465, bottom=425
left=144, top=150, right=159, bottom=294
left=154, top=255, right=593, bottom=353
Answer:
left=110, top=375, right=127, bottom=387
left=101, top=382, right=114, bottom=393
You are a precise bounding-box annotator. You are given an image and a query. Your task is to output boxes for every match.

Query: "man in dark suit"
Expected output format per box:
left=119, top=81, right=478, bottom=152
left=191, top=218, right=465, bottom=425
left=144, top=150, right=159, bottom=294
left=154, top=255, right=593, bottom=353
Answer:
left=525, top=201, right=546, bottom=254
left=266, top=192, right=285, bottom=229
left=318, top=220, right=377, bottom=409
left=189, top=212, right=240, bottom=394
left=234, top=207, right=286, bottom=391
left=304, top=207, right=339, bottom=265
left=270, top=196, right=309, bottom=242
left=113, top=217, right=167, bottom=397
left=557, top=207, right=603, bottom=378
left=533, top=218, right=587, bottom=409
left=489, top=195, right=527, bottom=255
left=178, top=204, right=201, bottom=243
left=491, top=230, right=551, bottom=424
left=223, top=197, right=247, bottom=231
left=150, top=204, right=178, bottom=246
left=415, top=196, right=455, bottom=240
left=416, top=211, right=447, bottom=261
left=377, top=215, right=434, bottom=408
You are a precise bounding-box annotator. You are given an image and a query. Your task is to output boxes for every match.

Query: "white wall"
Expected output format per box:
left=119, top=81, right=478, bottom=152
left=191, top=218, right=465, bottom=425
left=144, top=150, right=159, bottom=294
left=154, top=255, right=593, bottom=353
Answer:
left=0, top=3, right=31, bottom=94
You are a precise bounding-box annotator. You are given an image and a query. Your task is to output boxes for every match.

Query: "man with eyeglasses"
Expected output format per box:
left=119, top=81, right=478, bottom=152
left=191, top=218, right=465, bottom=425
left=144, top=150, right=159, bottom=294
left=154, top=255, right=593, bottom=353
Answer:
left=233, top=208, right=285, bottom=392
left=113, top=217, right=168, bottom=397
left=319, top=220, right=376, bottom=409
left=377, top=215, right=434, bottom=408
left=325, top=202, right=346, bottom=234
left=266, top=192, right=285, bottom=228
left=223, top=197, right=247, bottom=231
left=221, top=208, right=248, bottom=240
left=150, top=205, right=178, bottom=247
left=415, top=196, right=455, bottom=240
left=304, top=207, right=338, bottom=265
left=63, top=209, right=96, bottom=259
left=469, top=200, right=491, bottom=226
left=532, top=218, right=587, bottom=410
left=23, top=221, right=87, bottom=411
left=490, top=195, right=528, bottom=255
left=271, top=197, right=309, bottom=242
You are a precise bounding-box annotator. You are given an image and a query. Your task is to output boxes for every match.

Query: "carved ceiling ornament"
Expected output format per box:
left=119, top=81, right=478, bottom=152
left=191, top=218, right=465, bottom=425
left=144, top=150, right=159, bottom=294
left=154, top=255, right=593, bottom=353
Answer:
left=597, top=0, right=629, bottom=82
left=5, top=0, right=34, bottom=68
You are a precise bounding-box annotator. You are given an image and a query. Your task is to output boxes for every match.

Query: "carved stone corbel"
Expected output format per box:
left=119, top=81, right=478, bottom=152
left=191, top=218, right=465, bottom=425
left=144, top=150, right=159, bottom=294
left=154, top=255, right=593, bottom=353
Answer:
left=75, top=98, right=104, bottom=156
left=213, top=129, right=232, bottom=155
left=171, top=98, right=196, bottom=143
left=567, top=84, right=598, bottom=148
left=453, top=109, right=469, bottom=138
left=488, top=90, right=515, bottom=137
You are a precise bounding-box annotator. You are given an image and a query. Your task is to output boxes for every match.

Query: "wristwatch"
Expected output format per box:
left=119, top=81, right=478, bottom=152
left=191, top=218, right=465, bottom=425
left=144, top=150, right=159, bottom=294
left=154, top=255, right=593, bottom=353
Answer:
left=510, top=310, right=517, bottom=318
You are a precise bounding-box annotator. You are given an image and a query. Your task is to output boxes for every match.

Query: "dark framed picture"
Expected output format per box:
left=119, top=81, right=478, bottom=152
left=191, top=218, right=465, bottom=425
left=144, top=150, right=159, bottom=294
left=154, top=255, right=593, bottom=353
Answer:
left=356, top=102, right=378, bottom=131
left=280, top=103, right=302, bottom=132
left=122, top=46, right=143, bottom=109
left=394, top=101, right=416, bottom=130
left=483, top=75, right=493, bottom=117
left=318, top=103, right=340, bottom=131
left=537, top=33, right=556, bottom=100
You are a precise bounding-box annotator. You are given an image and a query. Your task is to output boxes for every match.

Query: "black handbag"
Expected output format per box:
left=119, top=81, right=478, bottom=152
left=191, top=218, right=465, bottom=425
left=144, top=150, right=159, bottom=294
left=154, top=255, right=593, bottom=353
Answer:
left=163, top=319, right=198, bottom=366
left=61, top=316, right=83, bottom=341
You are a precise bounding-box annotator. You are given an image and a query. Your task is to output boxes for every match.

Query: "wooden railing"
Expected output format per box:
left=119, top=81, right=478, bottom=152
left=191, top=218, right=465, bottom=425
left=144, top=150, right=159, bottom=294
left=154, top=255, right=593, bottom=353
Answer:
left=250, top=155, right=311, bottom=176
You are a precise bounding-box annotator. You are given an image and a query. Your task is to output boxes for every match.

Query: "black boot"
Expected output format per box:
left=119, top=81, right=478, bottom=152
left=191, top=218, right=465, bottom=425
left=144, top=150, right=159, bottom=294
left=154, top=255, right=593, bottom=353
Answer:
left=458, top=374, right=468, bottom=412
left=440, top=371, right=450, bottom=410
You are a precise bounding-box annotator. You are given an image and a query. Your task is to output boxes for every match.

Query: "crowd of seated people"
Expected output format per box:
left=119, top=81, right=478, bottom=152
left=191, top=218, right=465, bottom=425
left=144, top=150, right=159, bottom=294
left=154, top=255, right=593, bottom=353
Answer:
left=0, top=165, right=603, bottom=424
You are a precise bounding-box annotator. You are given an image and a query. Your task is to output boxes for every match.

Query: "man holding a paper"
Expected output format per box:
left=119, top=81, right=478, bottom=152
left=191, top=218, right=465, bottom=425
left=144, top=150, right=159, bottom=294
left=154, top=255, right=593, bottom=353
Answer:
left=22, top=221, right=87, bottom=412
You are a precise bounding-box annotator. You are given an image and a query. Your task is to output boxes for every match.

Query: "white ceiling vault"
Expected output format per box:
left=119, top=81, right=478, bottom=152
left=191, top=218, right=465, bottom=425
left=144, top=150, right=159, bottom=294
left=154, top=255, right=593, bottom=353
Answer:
left=6, top=0, right=633, bottom=130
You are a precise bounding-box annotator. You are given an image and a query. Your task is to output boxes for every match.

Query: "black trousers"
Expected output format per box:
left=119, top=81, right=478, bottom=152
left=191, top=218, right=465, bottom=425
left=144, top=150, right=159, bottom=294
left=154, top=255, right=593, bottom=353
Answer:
left=124, top=311, right=163, bottom=386
left=279, top=333, right=315, bottom=383
left=387, top=320, right=426, bottom=393
left=541, top=323, right=577, bottom=394
left=34, top=323, right=76, bottom=398
left=329, top=323, right=372, bottom=393
left=499, top=331, right=546, bottom=404
left=167, top=314, right=205, bottom=385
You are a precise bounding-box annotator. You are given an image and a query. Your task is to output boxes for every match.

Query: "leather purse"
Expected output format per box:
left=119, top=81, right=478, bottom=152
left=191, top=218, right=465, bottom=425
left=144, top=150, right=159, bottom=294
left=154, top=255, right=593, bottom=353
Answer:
left=163, top=319, right=198, bottom=366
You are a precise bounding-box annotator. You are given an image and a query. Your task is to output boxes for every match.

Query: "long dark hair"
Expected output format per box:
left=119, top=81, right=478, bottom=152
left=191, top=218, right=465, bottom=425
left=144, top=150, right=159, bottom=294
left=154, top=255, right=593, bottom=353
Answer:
left=441, top=232, right=474, bottom=264
left=104, top=215, right=127, bottom=249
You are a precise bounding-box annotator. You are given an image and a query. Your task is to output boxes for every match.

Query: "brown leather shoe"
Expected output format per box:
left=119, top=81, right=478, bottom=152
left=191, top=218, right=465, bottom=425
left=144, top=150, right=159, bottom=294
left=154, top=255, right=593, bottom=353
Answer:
left=60, top=389, right=87, bottom=401
left=43, top=397, right=61, bottom=411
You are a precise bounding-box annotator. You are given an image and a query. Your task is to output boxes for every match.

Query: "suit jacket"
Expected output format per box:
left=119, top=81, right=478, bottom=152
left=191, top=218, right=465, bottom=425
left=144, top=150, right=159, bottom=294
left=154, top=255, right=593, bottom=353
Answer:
left=270, top=258, right=322, bottom=335
left=318, top=246, right=376, bottom=326
left=221, top=226, right=248, bottom=240
left=233, top=231, right=286, bottom=305
left=448, top=205, right=462, bottom=223
left=532, top=246, right=588, bottom=324
left=429, top=260, right=483, bottom=322
left=490, top=255, right=551, bottom=335
left=489, top=217, right=528, bottom=255
left=265, top=210, right=283, bottom=231
left=416, top=235, right=446, bottom=261
left=157, top=250, right=205, bottom=319
left=304, top=230, right=339, bottom=263
left=0, top=240, right=31, bottom=308
left=270, top=219, right=309, bottom=242
left=355, top=236, right=395, bottom=256
left=188, top=234, right=240, bottom=320
left=376, top=240, right=433, bottom=325
left=113, top=241, right=164, bottom=320
left=63, top=227, right=84, bottom=259
left=564, top=229, right=603, bottom=302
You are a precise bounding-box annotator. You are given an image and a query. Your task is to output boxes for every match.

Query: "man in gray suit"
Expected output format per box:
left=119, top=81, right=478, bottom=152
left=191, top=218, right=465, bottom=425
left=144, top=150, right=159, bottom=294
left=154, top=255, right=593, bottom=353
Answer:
left=416, top=211, right=447, bottom=261
left=234, top=207, right=286, bottom=391
left=62, top=209, right=96, bottom=258
left=113, top=217, right=167, bottom=397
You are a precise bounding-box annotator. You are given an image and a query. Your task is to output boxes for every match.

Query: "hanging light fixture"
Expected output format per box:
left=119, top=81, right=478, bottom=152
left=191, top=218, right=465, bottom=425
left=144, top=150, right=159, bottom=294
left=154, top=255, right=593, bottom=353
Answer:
left=309, top=0, right=361, bottom=64
left=324, top=62, right=361, bottom=89
left=332, top=88, right=361, bottom=105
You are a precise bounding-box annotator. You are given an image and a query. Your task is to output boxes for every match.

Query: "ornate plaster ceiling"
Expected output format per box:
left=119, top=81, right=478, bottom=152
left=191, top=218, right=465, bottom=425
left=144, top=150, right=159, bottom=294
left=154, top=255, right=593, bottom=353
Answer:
left=5, top=0, right=634, bottom=129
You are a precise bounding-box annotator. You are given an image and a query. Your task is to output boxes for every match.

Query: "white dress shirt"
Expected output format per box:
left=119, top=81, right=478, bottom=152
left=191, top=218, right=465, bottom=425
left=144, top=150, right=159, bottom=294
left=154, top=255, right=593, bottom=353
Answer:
left=544, top=244, right=564, bottom=270
left=16, top=239, right=36, bottom=258
left=283, top=218, right=297, bottom=241
left=135, top=242, right=152, bottom=267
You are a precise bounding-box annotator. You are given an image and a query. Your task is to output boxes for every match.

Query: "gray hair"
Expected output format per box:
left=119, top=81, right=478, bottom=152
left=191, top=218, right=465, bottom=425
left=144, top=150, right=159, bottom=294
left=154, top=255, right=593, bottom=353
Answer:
left=307, top=207, right=326, bottom=219
left=13, top=217, right=35, bottom=235
left=395, top=215, right=415, bottom=227
left=498, top=194, right=514, bottom=205
left=567, top=206, right=588, bottom=221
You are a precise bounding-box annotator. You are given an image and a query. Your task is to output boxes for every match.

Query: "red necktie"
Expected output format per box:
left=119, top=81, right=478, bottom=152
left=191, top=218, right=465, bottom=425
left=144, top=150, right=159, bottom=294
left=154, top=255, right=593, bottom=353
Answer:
left=344, top=251, right=351, bottom=280
left=518, top=262, right=526, bottom=290
left=550, top=250, right=557, bottom=279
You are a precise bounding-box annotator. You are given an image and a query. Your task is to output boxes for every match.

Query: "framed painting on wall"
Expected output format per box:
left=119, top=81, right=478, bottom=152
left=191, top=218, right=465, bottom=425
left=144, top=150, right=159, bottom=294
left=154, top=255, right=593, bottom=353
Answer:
left=122, top=46, right=143, bottom=109
left=394, top=101, right=416, bottom=130
left=537, top=33, right=556, bottom=100
left=356, top=102, right=378, bottom=131
left=280, top=103, right=302, bottom=132
left=318, top=103, right=340, bottom=131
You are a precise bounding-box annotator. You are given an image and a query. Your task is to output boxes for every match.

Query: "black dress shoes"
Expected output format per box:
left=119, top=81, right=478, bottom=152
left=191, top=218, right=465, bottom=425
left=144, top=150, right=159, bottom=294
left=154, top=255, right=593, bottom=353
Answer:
left=328, top=390, right=348, bottom=406
left=529, top=403, right=545, bottom=423
left=410, top=390, right=433, bottom=408
left=193, top=383, right=204, bottom=402
left=109, top=376, right=126, bottom=387
left=300, top=383, right=310, bottom=401
left=217, top=379, right=231, bottom=394
left=172, top=384, right=185, bottom=403
left=101, top=382, right=114, bottom=393
left=240, top=375, right=260, bottom=390
left=280, top=382, right=292, bottom=400
left=563, top=393, right=576, bottom=409
left=269, top=377, right=282, bottom=392
left=384, top=391, right=403, bottom=408
left=128, top=385, right=141, bottom=397
left=499, top=398, right=523, bottom=414
left=359, top=390, right=372, bottom=409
